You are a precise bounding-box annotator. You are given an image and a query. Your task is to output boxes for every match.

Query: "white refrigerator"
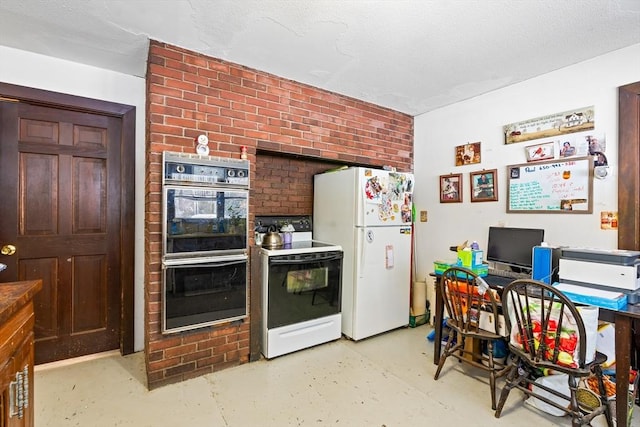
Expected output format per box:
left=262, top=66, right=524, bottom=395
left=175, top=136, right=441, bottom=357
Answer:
left=313, top=167, right=414, bottom=340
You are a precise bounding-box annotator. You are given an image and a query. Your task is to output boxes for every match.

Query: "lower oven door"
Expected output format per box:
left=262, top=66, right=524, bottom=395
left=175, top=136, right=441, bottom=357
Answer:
left=163, top=255, right=247, bottom=333
left=266, top=250, right=343, bottom=329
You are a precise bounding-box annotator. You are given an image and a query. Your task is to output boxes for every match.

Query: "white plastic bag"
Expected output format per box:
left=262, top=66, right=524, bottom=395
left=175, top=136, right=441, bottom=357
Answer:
left=577, top=306, right=599, bottom=364
left=526, top=374, right=570, bottom=416
left=507, top=296, right=599, bottom=366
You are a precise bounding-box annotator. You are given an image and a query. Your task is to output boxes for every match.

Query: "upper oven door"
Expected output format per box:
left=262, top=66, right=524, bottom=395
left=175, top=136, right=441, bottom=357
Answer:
left=163, top=185, right=248, bottom=258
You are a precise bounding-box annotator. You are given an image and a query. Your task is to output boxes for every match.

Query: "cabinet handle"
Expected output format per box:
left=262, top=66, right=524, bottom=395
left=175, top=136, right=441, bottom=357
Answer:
left=8, top=367, right=28, bottom=419
left=9, top=376, right=18, bottom=418
left=22, top=365, right=29, bottom=409
left=17, top=370, right=24, bottom=418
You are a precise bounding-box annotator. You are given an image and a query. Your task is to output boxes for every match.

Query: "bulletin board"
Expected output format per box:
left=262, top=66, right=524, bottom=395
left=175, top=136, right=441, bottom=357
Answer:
left=506, top=157, right=593, bottom=213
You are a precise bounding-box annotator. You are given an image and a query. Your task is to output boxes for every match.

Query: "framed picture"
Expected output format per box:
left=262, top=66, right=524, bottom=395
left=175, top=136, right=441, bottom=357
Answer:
left=503, top=106, right=595, bottom=144
left=525, top=141, right=555, bottom=162
left=470, top=169, right=498, bottom=202
left=455, top=142, right=481, bottom=166
left=558, top=140, right=579, bottom=158
left=439, top=173, right=462, bottom=203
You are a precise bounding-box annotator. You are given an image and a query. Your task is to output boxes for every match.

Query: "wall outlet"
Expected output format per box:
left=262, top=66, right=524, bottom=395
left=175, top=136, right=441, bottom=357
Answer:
left=420, top=210, right=428, bottom=222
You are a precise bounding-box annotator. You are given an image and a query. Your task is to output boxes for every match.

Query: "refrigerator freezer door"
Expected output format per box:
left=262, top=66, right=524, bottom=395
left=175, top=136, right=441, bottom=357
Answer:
left=313, top=168, right=358, bottom=239
left=348, top=225, right=413, bottom=340
left=356, top=168, right=414, bottom=227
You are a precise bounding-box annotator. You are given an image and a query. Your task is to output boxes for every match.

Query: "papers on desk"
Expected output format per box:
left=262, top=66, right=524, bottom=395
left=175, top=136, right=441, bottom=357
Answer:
left=553, top=282, right=627, bottom=310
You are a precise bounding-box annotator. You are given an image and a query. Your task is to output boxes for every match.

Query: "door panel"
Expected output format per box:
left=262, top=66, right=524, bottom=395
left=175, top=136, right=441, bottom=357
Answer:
left=0, top=101, right=122, bottom=364
left=18, top=258, right=58, bottom=340
left=20, top=153, right=58, bottom=235
left=72, top=255, right=107, bottom=332
left=74, top=157, right=106, bottom=233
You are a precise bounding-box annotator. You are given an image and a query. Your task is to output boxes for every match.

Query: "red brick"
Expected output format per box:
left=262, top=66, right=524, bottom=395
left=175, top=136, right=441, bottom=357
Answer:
left=165, top=361, right=196, bottom=378
left=165, top=343, right=197, bottom=358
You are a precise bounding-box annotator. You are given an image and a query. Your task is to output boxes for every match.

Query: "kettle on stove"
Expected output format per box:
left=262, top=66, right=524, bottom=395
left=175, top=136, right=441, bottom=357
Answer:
left=262, top=225, right=283, bottom=248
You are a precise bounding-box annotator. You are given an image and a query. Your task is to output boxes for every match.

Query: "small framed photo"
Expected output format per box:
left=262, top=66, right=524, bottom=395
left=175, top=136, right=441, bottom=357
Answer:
left=455, top=142, right=481, bottom=166
left=470, top=169, right=498, bottom=202
left=559, top=140, right=578, bottom=158
left=525, top=141, right=555, bottom=162
left=439, top=173, right=462, bottom=203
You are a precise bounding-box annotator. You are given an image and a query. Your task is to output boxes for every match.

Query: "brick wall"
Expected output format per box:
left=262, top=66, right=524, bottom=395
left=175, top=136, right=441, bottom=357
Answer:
left=145, top=40, right=413, bottom=388
left=253, top=154, right=339, bottom=215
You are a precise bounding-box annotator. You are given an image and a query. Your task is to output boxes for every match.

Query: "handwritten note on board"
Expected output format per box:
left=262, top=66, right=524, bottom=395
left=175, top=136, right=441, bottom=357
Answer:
left=507, top=157, right=593, bottom=213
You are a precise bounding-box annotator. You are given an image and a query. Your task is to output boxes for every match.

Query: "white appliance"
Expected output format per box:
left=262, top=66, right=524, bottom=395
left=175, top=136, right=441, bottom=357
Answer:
left=313, top=167, right=414, bottom=340
left=558, top=248, right=640, bottom=292
left=559, top=258, right=640, bottom=291
left=255, top=215, right=343, bottom=359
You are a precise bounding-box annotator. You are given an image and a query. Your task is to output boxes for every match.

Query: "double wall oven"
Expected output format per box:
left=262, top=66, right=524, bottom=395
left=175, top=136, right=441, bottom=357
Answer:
left=162, top=152, right=249, bottom=333
left=255, top=216, right=343, bottom=358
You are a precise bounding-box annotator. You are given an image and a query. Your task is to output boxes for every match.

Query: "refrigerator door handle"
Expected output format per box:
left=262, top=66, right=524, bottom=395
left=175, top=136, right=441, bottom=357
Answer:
left=358, top=227, right=366, bottom=278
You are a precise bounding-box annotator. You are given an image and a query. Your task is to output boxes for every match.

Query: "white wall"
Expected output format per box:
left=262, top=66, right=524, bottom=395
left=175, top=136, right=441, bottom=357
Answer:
left=0, top=45, right=147, bottom=352
left=413, top=43, right=640, bottom=285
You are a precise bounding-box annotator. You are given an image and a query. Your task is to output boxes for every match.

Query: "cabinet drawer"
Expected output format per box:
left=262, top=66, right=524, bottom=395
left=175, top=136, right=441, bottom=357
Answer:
left=0, top=303, right=34, bottom=370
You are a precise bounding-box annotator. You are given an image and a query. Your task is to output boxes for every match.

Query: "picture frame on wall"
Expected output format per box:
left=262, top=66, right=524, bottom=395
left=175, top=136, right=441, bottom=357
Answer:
left=503, top=105, right=595, bottom=144
left=455, top=142, right=481, bottom=166
left=525, top=141, right=555, bottom=162
left=439, top=173, right=462, bottom=203
left=470, top=169, right=498, bottom=202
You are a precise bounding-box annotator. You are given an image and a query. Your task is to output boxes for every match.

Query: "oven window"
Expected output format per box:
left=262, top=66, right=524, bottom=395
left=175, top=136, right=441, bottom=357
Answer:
left=267, top=252, right=342, bottom=329
left=163, top=258, right=247, bottom=333
left=286, top=267, right=327, bottom=293
left=164, top=186, right=248, bottom=256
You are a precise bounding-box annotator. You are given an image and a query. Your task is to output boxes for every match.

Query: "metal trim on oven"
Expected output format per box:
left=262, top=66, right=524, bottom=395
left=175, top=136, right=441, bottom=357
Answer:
left=162, top=151, right=250, bottom=189
left=163, top=254, right=248, bottom=266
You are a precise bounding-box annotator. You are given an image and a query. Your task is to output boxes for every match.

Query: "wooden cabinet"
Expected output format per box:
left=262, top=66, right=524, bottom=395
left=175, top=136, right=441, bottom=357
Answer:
left=0, top=281, right=41, bottom=427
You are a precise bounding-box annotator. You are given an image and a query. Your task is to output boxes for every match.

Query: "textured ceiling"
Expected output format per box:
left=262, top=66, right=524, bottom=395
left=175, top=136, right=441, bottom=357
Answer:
left=0, top=0, right=639, bottom=115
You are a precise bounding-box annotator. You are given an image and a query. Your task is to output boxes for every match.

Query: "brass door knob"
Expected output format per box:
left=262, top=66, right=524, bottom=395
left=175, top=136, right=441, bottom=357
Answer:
left=1, top=244, right=16, bottom=256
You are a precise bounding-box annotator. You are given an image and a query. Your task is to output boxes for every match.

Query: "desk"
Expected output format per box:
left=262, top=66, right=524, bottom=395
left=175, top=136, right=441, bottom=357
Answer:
left=431, top=273, right=639, bottom=425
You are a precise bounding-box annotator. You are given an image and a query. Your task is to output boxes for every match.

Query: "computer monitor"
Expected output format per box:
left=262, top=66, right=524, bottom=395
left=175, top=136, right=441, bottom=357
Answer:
left=486, top=226, right=545, bottom=272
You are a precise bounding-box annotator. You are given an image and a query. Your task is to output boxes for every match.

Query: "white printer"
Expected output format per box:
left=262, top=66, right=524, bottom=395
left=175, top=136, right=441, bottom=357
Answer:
left=558, top=248, right=640, bottom=291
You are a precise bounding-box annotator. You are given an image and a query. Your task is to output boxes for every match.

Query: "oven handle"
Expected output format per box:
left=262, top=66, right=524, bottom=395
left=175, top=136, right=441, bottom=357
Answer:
left=269, top=252, right=343, bottom=265
left=163, top=254, right=247, bottom=268
left=163, top=259, right=247, bottom=269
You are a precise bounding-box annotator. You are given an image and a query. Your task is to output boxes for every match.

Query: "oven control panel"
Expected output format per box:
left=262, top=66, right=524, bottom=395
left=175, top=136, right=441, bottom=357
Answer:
left=163, top=151, right=249, bottom=188
left=254, top=215, right=312, bottom=233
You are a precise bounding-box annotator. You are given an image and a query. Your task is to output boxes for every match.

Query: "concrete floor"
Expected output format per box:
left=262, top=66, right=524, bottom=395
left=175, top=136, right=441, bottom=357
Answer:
left=35, top=324, right=636, bottom=427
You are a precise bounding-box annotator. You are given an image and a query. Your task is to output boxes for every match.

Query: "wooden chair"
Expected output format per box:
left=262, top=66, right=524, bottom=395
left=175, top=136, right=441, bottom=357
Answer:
left=434, top=266, right=509, bottom=410
left=494, top=279, right=613, bottom=427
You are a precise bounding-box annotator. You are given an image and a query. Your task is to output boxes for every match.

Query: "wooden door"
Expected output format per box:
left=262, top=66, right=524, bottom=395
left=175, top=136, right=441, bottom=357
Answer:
left=618, top=81, right=640, bottom=376
left=0, top=101, right=122, bottom=364
left=618, top=81, right=640, bottom=251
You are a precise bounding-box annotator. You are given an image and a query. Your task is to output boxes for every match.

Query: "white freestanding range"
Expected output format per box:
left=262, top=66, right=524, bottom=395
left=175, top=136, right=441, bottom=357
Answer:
left=255, top=215, right=344, bottom=359
left=314, top=167, right=414, bottom=341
